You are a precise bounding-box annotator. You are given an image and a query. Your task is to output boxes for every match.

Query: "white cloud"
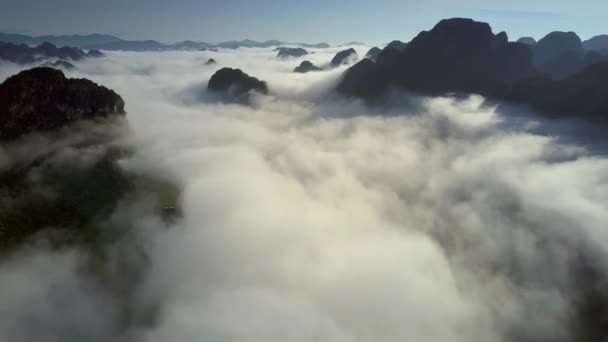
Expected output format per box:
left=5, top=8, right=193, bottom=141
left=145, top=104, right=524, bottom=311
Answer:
left=1, top=47, right=607, bottom=342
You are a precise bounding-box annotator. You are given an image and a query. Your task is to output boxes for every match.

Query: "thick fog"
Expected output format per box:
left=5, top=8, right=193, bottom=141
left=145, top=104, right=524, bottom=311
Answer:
left=1, top=47, right=608, bottom=342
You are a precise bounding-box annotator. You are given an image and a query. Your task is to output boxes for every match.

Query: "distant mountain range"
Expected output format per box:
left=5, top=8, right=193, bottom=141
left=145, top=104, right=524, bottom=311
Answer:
left=0, top=33, right=330, bottom=51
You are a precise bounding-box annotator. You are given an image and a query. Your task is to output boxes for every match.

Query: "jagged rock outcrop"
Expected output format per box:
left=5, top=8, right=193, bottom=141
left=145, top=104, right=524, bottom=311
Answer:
left=41, top=60, right=76, bottom=70
left=338, top=18, right=536, bottom=99
left=517, top=37, right=537, bottom=45
left=0, top=67, right=126, bottom=140
left=0, top=41, right=93, bottom=64
left=208, top=67, right=268, bottom=100
left=276, top=47, right=308, bottom=58
left=331, top=48, right=358, bottom=67
left=364, top=47, right=382, bottom=62
left=205, top=58, right=217, bottom=65
left=294, top=60, right=321, bottom=73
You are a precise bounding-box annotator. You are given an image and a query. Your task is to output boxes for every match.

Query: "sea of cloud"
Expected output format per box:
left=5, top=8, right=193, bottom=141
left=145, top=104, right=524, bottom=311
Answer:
left=1, top=46, right=608, bottom=342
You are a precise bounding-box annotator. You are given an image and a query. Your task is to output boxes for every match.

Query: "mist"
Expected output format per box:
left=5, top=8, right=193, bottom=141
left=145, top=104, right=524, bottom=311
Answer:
left=1, top=46, right=608, bottom=342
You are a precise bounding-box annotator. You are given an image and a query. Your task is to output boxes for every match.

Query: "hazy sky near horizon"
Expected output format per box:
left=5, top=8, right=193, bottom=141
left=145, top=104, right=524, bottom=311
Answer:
left=0, top=0, right=605, bottom=44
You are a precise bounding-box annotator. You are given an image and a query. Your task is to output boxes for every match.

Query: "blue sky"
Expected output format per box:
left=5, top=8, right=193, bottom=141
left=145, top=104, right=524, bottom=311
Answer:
left=0, top=0, right=605, bottom=44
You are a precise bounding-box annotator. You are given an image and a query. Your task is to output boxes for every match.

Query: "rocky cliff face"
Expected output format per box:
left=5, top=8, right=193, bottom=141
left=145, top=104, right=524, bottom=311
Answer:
left=0, top=67, right=126, bottom=140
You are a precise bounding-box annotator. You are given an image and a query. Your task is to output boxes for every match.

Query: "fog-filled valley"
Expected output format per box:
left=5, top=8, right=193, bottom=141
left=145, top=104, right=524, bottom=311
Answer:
left=1, top=39, right=608, bottom=342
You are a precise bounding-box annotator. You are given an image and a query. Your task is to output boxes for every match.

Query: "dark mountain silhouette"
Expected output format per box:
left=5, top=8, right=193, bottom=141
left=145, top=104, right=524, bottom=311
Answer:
left=339, top=18, right=536, bottom=99
left=531, top=31, right=586, bottom=79
left=0, top=42, right=90, bottom=64
left=517, top=37, right=537, bottom=45
left=0, top=67, right=125, bottom=141
left=529, top=32, right=608, bottom=79
left=337, top=18, right=608, bottom=122
left=205, top=58, right=217, bottom=65
left=331, top=48, right=358, bottom=67
left=364, top=47, right=382, bottom=62
left=276, top=47, right=308, bottom=58
left=208, top=68, right=268, bottom=102
left=583, top=35, right=608, bottom=51
left=532, top=31, right=584, bottom=65
left=294, top=61, right=321, bottom=73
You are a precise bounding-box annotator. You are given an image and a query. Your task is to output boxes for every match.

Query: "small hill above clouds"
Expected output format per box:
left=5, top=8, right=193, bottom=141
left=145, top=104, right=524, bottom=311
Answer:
left=208, top=68, right=268, bottom=103
left=87, top=49, right=105, bottom=57
left=276, top=47, right=308, bottom=58
left=294, top=61, right=321, bottom=73
left=0, top=67, right=125, bottom=140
